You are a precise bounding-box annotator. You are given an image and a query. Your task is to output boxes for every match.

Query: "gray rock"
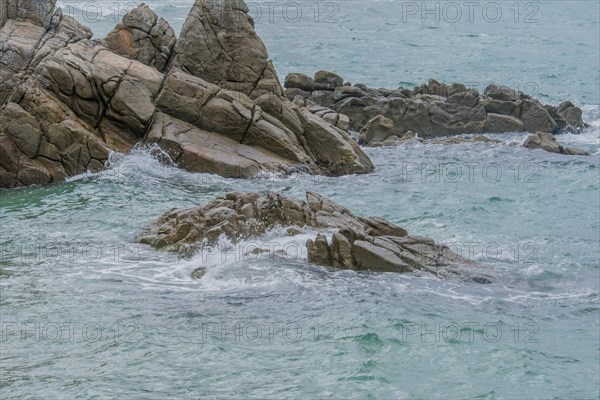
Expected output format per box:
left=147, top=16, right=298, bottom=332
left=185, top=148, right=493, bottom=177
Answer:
left=307, top=234, right=332, bottom=266
left=8, top=0, right=57, bottom=28
left=359, top=115, right=396, bottom=145
left=191, top=267, right=206, bottom=279
left=484, top=84, right=519, bottom=102
left=333, top=86, right=366, bottom=102
left=284, top=73, right=314, bottom=92
left=523, top=132, right=589, bottom=156
left=557, top=101, right=584, bottom=130
left=309, top=90, right=336, bottom=107
left=170, top=0, right=283, bottom=98
left=138, top=191, right=487, bottom=280
left=485, top=113, right=524, bottom=133
left=429, top=91, right=487, bottom=136
left=485, top=99, right=519, bottom=116
left=296, top=108, right=374, bottom=176
left=520, top=100, right=557, bottom=133
left=289, top=73, right=585, bottom=137
left=352, top=240, right=412, bottom=272
left=105, top=4, right=176, bottom=72
left=314, top=70, right=344, bottom=88
left=1, top=0, right=374, bottom=188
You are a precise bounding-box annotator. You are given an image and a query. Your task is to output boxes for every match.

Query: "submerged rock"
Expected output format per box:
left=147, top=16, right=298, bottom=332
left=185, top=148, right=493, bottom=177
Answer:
left=0, top=0, right=373, bottom=188
left=191, top=267, right=206, bottom=280
left=138, top=191, right=492, bottom=282
left=285, top=75, right=588, bottom=137
left=523, top=132, right=589, bottom=156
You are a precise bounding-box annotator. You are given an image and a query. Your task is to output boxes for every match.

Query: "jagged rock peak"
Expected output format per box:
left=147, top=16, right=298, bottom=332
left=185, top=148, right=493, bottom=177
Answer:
left=170, top=0, right=284, bottom=98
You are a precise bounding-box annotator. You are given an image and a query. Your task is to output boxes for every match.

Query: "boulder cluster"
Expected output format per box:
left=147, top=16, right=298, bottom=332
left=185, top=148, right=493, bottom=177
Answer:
left=354, top=115, right=589, bottom=156
left=3, top=1, right=587, bottom=279
left=138, top=191, right=491, bottom=282
left=1, top=0, right=591, bottom=188
left=0, top=0, right=373, bottom=188
left=285, top=73, right=587, bottom=141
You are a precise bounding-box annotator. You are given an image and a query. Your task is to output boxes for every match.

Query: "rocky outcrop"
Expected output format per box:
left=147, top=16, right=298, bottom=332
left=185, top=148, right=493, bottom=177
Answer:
left=285, top=75, right=587, bottom=137
left=0, top=94, right=110, bottom=187
left=138, top=191, right=491, bottom=282
left=4, top=0, right=57, bottom=28
left=104, top=3, right=176, bottom=72
left=170, top=0, right=282, bottom=99
left=523, top=132, right=589, bottom=156
left=357, top=114, right=503, bottom=147
left=1, top=0, right=373, bottom=188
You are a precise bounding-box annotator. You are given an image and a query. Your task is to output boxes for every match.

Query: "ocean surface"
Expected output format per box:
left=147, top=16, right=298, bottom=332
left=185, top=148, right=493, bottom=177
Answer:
left=1, top=1, right=599, bottom=399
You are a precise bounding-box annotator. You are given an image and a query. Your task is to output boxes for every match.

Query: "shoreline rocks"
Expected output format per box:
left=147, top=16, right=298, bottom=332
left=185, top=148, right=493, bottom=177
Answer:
left=0, top=0, right=373, bottom=188
left=1, top=0, right=593, bottom=189
left=285, top=75, right=587, bottom=138
left=523, top=132, right=589, bottom=156
left=137, top=191, right=492, bottom=282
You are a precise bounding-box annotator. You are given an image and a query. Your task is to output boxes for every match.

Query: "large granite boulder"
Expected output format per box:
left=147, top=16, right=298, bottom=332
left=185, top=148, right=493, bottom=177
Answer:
left=144, top=112, right=304, bottom=177
left=0, top=94, right=110, bottom=187
left=520, top=99, right=557, bottom=133
left=523, top=132, right=589, bottom=156
left=138, top=191, right=492, bottom=282
left=36, top=39, right=164, bottom=140
left=104, top=3, right=176, bottom=72
left=286, top=76, right=588, bottom=137
left=0, top=6, right=92, bottom=104
left=0, top=0, right=373, bottom=188
left=170, top=0, right=283, bottom=99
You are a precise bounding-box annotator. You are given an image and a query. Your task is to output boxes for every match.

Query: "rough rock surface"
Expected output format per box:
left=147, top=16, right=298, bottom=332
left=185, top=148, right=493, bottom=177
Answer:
left=297, top=101, right=350, bottom=132
left=137, top=191, right=492, bottom=282
left=170, top=0, right=283, bottom=99
left=104, top=3, right=176, bottom=72
left=523, top=132, right=589, bottom=156
left=358, top=115, right=395, bottom=145
left=285, top=76, right=588, bottom=137
left=359, top=122, right=502, bottom=147
left=1, top=0, right=373, bottom=188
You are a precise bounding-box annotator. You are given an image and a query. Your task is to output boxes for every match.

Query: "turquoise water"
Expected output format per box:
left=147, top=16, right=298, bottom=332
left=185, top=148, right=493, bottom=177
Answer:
left=2, top=1, right=600, bottom=398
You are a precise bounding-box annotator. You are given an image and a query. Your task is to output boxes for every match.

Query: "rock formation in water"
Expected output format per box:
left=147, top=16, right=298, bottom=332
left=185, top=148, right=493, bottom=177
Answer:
left=137, top=191, right=492, bottom=282
left=285, top=73, right=587, bottom=137
left=523, top=132, right=589, bottom=156
left=0, top=0, right=373, bottom=188
left=354, top=114, right=502, bottom=147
